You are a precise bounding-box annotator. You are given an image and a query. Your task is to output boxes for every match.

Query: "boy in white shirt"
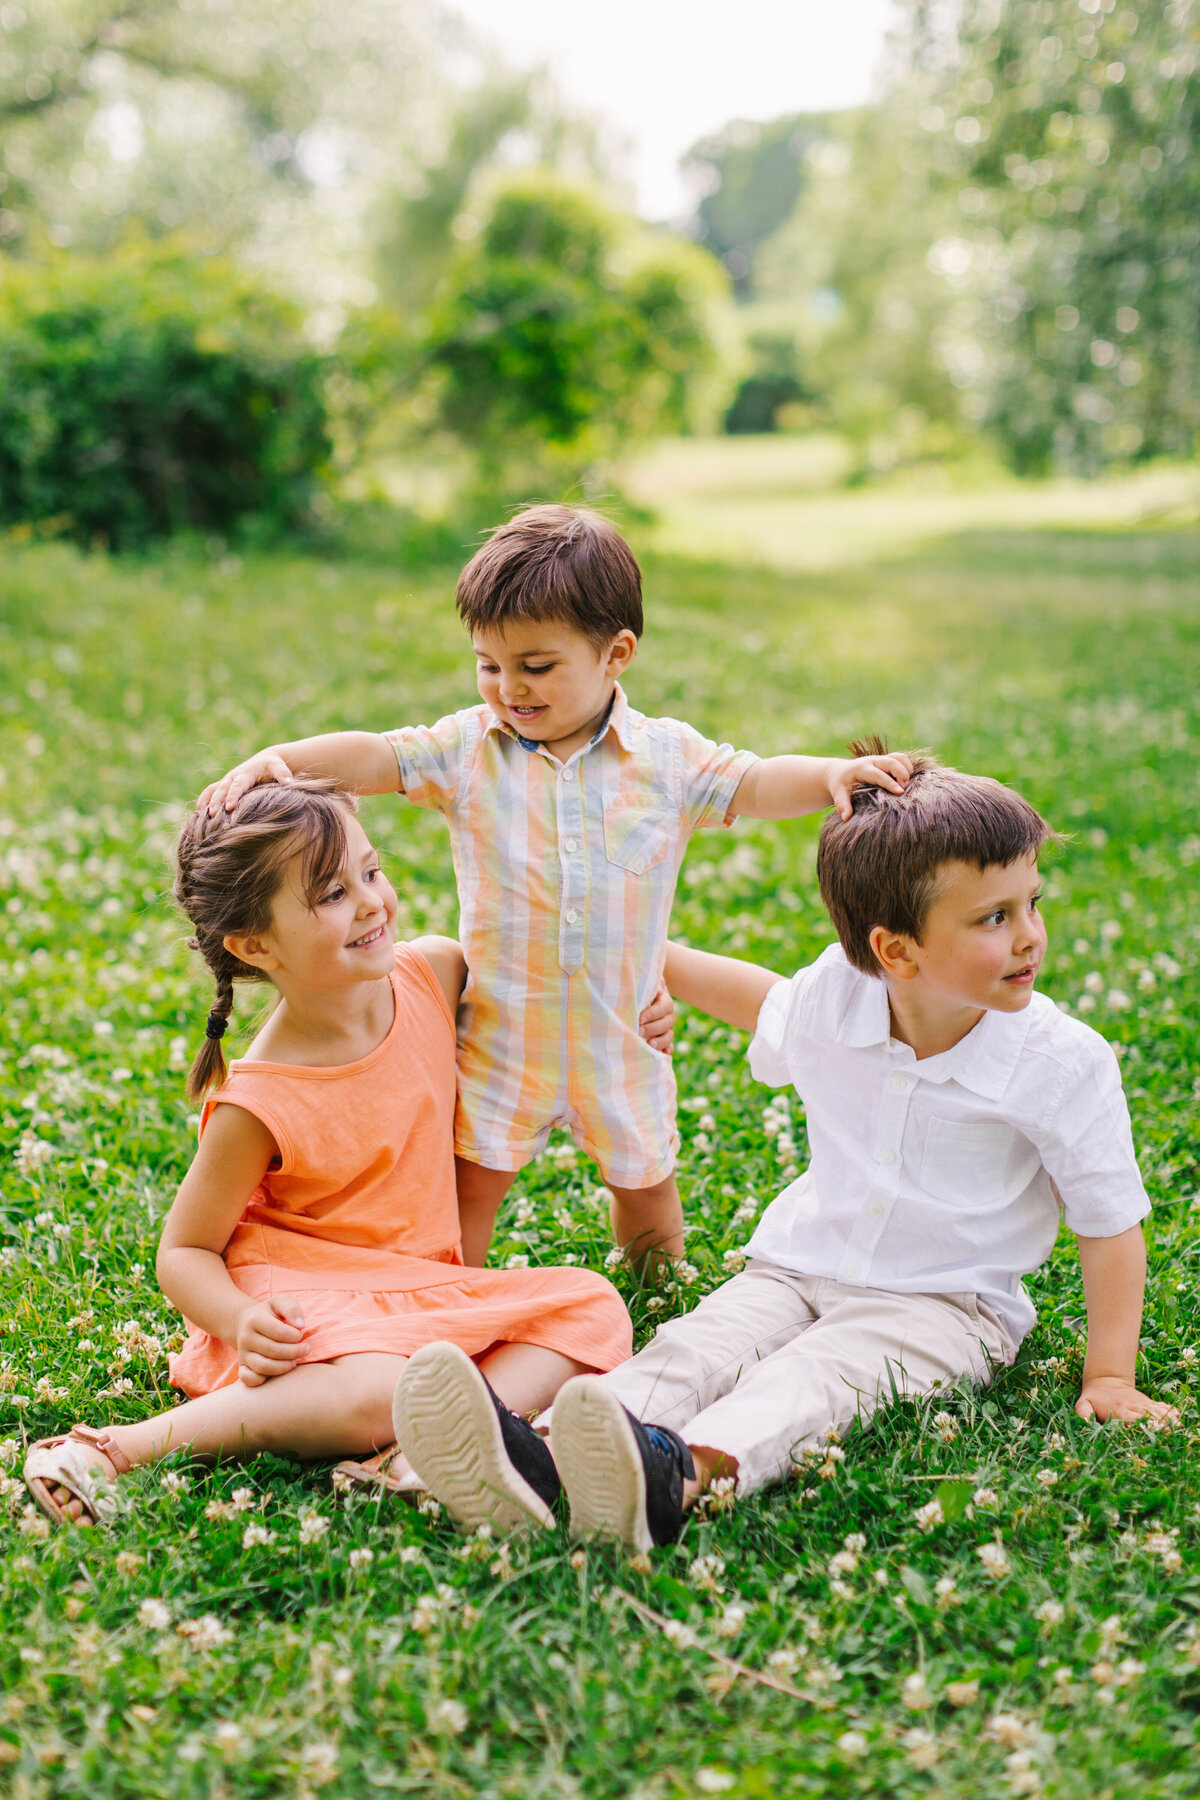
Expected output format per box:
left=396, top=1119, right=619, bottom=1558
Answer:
left=390, top=750, right=1176, bottom=1545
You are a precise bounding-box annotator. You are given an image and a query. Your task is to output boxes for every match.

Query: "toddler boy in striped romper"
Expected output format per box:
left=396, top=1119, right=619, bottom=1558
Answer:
left=202, top=506, right=911, bottom=1267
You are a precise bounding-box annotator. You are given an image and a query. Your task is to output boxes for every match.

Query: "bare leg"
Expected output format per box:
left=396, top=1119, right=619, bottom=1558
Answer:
left=683, top=1443, right=739, bottom=1510
left=454, top=1157, right=517, bottom=1265
left=46, top=1352, right=409, bottom=1521
left=478, top=1341, right=591, bottom=1417
left=606, top=1171, right=684, bottom=1269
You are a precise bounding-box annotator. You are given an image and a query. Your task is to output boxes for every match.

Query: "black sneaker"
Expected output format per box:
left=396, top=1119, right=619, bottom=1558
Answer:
left=391, top=1342, right=561, bottom=1534
left=549, top=1376, right=695, bottom=1552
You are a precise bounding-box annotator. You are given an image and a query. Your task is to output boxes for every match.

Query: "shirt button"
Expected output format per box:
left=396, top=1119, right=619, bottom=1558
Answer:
left=562, top=768, right=576, bottom=782
left=869, top=1204, right=884, bottom=1218
left=564, top=838, right=579, bottom=853
left=846, top=1261, right=864, bottom=1279
left=875, top=1147, right=898, bottom=1166
left=888, top=1074, right=909, bottom=1093
left=565, top=908, right=579, bottom=925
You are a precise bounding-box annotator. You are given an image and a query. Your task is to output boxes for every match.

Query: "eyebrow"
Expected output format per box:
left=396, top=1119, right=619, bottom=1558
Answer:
left=473, top=644, right=561, bottom=657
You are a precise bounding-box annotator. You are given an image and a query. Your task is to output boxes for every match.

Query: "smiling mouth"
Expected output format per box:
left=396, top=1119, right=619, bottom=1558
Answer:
left=510, top=704, right=546, bottom=718
left=347, top=924, right=385, bottom=949
left=1003, top=964, right=1038, bottom=982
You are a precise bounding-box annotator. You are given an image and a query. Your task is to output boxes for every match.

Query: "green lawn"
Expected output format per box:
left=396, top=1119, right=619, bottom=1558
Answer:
left=2, top=484, right=1199, bottom=1797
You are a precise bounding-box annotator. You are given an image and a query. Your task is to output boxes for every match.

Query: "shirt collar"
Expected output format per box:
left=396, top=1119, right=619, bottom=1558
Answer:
left=838, top=971, right=1033, bottom=1101
left=483, top=683, right=635, bottom=755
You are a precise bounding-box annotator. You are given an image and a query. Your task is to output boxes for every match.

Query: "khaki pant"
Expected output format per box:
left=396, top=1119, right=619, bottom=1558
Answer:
left=601, top=1260, right=1016, bottom=1495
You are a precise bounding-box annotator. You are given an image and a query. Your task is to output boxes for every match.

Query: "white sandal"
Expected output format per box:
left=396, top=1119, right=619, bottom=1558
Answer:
left=24, top=1425, right=130, bottom=1528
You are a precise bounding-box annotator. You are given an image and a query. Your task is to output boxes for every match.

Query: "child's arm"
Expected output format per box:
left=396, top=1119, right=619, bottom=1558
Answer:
left=410, top=934, right=468, bottom=1015
left=157, top=1106, right=306, bottom=1387
left=664, top=941, right=783, bottom=1035
left=731, top=749, right=913, bottom=823
left=198, top=731, right=401, bottom=817
left=1074, top=1226, right=1178, bottom=1424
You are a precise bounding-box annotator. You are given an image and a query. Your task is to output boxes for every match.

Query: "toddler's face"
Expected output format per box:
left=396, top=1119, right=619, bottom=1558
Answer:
left=906, top=850, right=1047, bottom=1016
left=472, top=619, right=634, bottom=755
left=260, top=815, right=397, bottom=990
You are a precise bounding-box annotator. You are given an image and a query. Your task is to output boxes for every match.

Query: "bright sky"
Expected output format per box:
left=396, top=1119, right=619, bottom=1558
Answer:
left=448, top=0, right=897, bottom=219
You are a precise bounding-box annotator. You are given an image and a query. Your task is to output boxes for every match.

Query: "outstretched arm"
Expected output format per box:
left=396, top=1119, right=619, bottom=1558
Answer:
left=663, top=941, right=783, bottom=1035
left=1075, top=1225, right=1178, bottom=1424
left=198, top=731, right=401, bottom=816
left=731, top=750, right=913, bottom=823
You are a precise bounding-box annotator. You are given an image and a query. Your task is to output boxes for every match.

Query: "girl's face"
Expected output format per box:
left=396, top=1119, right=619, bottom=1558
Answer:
left=255, top=815, right=398, bottom=992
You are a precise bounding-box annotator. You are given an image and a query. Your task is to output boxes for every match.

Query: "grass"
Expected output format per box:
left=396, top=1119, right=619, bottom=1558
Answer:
left=1, top=475, right=1199, bottom=1797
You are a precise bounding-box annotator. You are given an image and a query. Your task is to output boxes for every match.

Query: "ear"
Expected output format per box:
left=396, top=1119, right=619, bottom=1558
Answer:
left=604, top=629, right=638, bottom=678
left=223, top=931, right=279, bottom=974
left=868, top=925, right=921, bottom=982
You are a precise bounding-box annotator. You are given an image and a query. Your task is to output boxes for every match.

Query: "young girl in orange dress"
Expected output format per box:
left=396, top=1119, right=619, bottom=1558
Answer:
left=25, top=782, right=632, bottom=1530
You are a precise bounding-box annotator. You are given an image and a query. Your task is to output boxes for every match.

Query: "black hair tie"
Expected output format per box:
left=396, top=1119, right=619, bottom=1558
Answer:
left=205, top=1012, right=228, bottom=1041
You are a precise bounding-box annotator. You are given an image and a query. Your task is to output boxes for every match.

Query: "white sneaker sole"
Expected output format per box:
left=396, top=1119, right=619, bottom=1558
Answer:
left=391, top=1343, right=554, bottom=1535
left=550, top=1376, right=654, bottom=1554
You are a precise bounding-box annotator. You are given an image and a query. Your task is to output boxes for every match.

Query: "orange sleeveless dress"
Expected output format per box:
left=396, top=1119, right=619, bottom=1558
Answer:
left=168, top=944, right=632, bottom=1396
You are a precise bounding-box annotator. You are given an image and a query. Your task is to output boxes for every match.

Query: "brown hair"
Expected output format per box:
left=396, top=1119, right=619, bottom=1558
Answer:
left=174, top=781, right=357, bottom=1099
left=456, top=504, right=643, bottom=649
left=816, top=740, right=1056, bottom=976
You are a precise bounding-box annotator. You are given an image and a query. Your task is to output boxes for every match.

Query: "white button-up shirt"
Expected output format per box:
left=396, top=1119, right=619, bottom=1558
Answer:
left=745, top=945, right=1150, bottom=1346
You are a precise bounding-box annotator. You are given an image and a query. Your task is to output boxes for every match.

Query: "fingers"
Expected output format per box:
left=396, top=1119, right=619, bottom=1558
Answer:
left=238, top=1365, right=266, bottom=1387
left=1074, top=1396, right=1095, bottom=1421
left=270, top=1293, right=307, bottom=1332
left=239, top=1345, right=298, bottom=1380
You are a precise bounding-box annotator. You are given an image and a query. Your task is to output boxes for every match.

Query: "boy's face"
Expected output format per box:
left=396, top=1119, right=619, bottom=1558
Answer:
left=472, top=619, right=635, bottom=756
left=900, top=851, right=1047, bottom=1016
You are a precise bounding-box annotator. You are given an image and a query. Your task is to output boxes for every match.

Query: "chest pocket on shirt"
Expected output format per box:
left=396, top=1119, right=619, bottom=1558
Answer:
left=603, top=791, right=673, bottom=875
left=920, top=1118, right=1040, bottom=1210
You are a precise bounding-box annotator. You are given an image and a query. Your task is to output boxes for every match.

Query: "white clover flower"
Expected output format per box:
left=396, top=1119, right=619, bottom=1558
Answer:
left=298, top=1508, right=330, bottom=1545
left=242, top=1523, right=274, bottom=1549
left=722, top=1247, right=747, bottom=1273
left=230, top=1486, right=256, bottom=1512
left=19, top=1505, right=50, bottom=1539
left=935, top=1576, right=958, bottom=1604
left=714, top=1604, right=746, bottom=1639
left=977, top=1540, right=1011, bottom=1578
left=212, top=1720, right=246, bottom=1756
left=945, top=1678, right=979, bottom=1706
left=1098, top=1614, right=1125, bottom=1651
left=903, top=1728, right=938, bottom=1769
left=176, top=1613, right=233, bottom=1650
left=138, top=1598, right=172, bottom=1630
left=932, top=1410, right=957, bottom=1442
left=661, top=1618, right=696, bottom=1648
left=1107, top=989, right=1132, bottom=1011
left=767, top=1647, right=800, bottom=1675
left=504, top=1252, right=529, bottom=1269
left=986, top=1711, right=1031, bottom=1747
left=902, top=1671, right=931, bottom=1710
left=914, top=1498, right=944, bottom=1532
left=161, top=1470, right=189, bottom=1496
left=837, top=1731, right=868, bottom=1758
left=828, top=1549, right=859, bottom=1577
left=843, top=1532, right=866, bottom=1553
left=1035, top=1469, right=1058, bottom=1489
left=349, top=1547, right=374, bottom=1570
left=973, top=1486, right=998, bottom=1508
left=603, top=1247, right=624, bottom=1270
left=696, top=1773, right=735, bottom=1794
left=300, top=1741, right=339, bottom=1781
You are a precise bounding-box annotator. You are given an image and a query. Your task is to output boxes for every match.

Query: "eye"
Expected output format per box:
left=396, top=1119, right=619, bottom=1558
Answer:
left=980, top=908, right=1006, bottom=927
left=523, top=663, right=553, bottom=675
left=1030, top=891, right=1043, bottom=911
left=319, top=884, right=346, bottom=906
left=365, top=865, right=381, bottom=883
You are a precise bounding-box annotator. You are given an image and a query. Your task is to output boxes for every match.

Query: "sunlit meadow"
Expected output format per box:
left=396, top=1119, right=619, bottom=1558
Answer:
left=1, top=495, right=1199, bottom=1796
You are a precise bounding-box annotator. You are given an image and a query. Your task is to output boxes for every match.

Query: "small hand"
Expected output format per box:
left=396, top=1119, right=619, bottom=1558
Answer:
left=828, top=752, right=914, bottom=822
left=236, top=1294, right=306, bottom=1387
left=1075, top=1376, right=1180, bottom=1426
left=639, top=981, right=675, bottom=1056
left=197, top=751, right=295, bottom=819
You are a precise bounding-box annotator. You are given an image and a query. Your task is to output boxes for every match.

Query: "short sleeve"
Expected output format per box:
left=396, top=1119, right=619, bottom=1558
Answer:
left=747, top=976, right=794, bottom=1087
left=385, top=712, right=471, bottom=815
left=674, top=720, right=759, bottom=832
left=1032, top=1037, right=1150, bottom=1237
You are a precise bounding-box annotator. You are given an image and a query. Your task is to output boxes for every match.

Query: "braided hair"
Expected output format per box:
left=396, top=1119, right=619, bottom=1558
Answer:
left=174, top=780, right=357, bottom=1099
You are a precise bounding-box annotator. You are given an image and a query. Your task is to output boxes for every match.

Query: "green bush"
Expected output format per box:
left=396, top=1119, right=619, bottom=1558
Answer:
left=0, top=245, right=331, bottom=547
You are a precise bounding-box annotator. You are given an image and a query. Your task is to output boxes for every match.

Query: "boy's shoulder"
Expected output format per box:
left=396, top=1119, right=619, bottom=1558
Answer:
left=1017, top=990, right=1125, bottom=1081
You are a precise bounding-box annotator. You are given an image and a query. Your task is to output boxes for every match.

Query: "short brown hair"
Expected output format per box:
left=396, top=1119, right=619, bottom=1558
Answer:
left=174, top=781, right=357, bottom=1098
left=456, top=505, right=643, bottom=649
left=816, top=742, right=1055, bottom=976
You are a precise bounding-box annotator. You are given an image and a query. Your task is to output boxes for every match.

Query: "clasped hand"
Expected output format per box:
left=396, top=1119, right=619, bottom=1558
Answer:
left=237, top=1295, right=307, bottom=1387
left=1075, top=1375, right=1179, bottom=1426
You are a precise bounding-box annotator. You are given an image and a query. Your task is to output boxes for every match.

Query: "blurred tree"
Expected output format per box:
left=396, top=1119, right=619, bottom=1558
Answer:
left=922, top=0, right=1200, bottom=471
left=418, top=171, right=731, bottom=493
left=0, top=0, right=446, bottom=298
left=0, top=242, right=328, bottom=546
left=681, top=113, right=821, bottom=295
left=723, top=329, right=809, bottom=434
